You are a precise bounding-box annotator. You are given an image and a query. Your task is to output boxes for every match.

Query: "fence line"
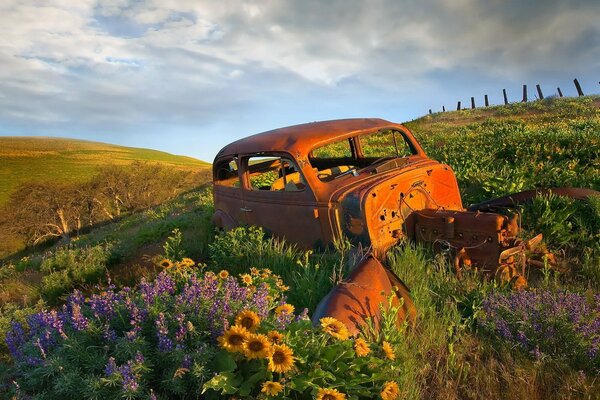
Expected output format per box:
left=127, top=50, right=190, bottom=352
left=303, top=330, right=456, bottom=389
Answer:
left=430, top=78, right=596, bottom=114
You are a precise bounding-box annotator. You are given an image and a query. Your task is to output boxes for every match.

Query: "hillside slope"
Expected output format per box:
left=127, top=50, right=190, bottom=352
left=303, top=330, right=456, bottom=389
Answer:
left=404, top=96, right=600, bottom=205
left=0, top=137, right=209, bottom=205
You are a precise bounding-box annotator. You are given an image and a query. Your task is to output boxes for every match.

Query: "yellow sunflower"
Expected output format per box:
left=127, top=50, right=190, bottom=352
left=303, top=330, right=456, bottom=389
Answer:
left=217, top=325, right=249, bottom=353
left=275, top=279, right=290, bottom=291
left=267, top=330, right=284, bottom=344
left=181, top=257, right=195, bottom=267
left=261, top=268, right=272, bottom=278
left=250, top=267, right=260, bottom=276
left=316, top=387, right=346, bottom=400
left=240, top=274, right=253, bottom=285
left=261, top=381, right=283, bottom=396
left=218, top=270, right=229, bottom=279
left=382, top=341, right=396, bottom=361
left=320, top=317, right=350, bottom=341
left=275, top=304, right=295, bottom=315
left=380, top=381, right=400, bottom=400
left=268, top=344, right=295, bottom=373
left=243, top=333, right=272, bottom=359
left=159, top=259, right=173, bottom=268
left=235, top=310, right=261, bottom=331
left=354, top=338, right=370, bottom=357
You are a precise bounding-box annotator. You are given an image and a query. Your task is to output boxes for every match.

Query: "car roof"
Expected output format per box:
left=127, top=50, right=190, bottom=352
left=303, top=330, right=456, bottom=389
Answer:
left=215, top=118, right=405, bottom=159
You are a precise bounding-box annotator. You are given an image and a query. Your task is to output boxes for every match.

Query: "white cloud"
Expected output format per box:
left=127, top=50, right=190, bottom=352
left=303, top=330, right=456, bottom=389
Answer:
left=0, top=0, right=598, bottom=159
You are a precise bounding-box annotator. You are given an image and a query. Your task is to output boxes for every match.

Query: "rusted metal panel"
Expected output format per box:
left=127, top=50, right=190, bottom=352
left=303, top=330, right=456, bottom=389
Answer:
left=312, top=255, right=416, bottom=336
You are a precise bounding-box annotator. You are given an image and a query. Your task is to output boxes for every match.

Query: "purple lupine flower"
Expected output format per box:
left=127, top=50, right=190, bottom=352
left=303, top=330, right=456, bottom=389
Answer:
left=105, top=357, right=117, bottom=376
left=134, top=351, right=145, bottom=365
left=252, top=283, right=270, bottom=318
left=175, top=313, right=187, bottom=343
left=69, top=303, right=88, bottom=331
left=5, top=321, right=25, bottom=359
left=103, top=326, right=117, bottom=342
left=295, top=308, right=310, bottom=322
left=182, top=354, right=192, bottom=369
left=119, top=361, right=139, bottom=392
left=156, top=313, right=173, bottom=352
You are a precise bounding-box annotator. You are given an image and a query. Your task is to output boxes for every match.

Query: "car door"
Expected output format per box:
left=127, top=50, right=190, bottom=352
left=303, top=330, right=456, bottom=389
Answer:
left=240, top=153, right=324, bottom=249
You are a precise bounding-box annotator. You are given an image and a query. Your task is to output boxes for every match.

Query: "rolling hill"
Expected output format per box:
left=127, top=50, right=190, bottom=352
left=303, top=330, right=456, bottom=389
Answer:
left=0, top=137, right=209, bottom=205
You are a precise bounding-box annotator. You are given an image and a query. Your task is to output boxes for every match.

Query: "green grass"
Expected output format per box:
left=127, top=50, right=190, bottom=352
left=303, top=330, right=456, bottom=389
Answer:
left=0, top=137, right=209, bottom=205
left=405, top=96, right=600, bottom=205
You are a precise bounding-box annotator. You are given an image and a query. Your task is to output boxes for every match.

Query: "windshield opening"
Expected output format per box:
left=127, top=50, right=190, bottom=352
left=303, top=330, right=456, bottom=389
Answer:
left=309, top=129, right=416, bottom=182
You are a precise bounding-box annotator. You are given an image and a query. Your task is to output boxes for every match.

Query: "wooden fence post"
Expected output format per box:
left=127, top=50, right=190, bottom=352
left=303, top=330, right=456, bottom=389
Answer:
left=574, top=79, right=584, bottom=96
left=557, top=87, right=563, bottom=97
left=536, top=84, right=544, bottom=100
left=457, top=101, right=461, bottom=111
left=471, top=97, right=475, bottom=109
left=503, top=89, right=508, bottom=105
left=442, top=106, right=446, bottom=112
left=484, top=94, right=489, bottom=107
left=522, top=85, right=528, bottom=102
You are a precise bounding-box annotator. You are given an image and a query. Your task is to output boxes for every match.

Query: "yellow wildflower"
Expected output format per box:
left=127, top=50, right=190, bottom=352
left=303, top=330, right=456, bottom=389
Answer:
left=380, top=381, right=400, bottom=400
left=316, top=387, right=346, bottom=400
left=261, top=381, right=283, bottom=396
left=268, top=344, right=295, bottom=373
left=218, top=325, right=248, bottom=353
left=218, top=270, right=229, bottom=279
left=354, top=338, right=370, bottom=357
left=320, top=317, right=350, bottom=341
left=243, top=334, right=271, bottom=359
left=267, top=330, right=284, bottom=344
left=241, top=274, right=253, bottom=285
left=382, top=341, right=395, bottom=360
left=235, top=310, right=261, bottom=331
left=275, top=304, right=295, bottom=315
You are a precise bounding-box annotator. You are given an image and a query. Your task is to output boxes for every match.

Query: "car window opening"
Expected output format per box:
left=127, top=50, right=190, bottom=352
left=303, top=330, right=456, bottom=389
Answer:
left=246, top=155, right=306, bottom=192
left=309, top=129, right=416, bottom=182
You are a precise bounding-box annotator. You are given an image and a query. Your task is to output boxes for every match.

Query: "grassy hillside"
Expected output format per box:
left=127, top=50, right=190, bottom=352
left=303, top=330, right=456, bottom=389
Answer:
left=0, top=137, right=209, bottom=205
left=405, top=96, right=600, bottom=205
left=0, top=97, right=599, bottom=399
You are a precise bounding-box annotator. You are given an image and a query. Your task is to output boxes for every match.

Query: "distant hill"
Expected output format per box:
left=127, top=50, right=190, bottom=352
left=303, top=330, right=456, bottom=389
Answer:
left=0, top=137, right=209, bottom=205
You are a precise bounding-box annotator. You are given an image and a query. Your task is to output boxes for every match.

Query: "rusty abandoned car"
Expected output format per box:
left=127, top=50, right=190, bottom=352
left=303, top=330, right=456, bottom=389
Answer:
left=212, top=118, right=599, bottom=334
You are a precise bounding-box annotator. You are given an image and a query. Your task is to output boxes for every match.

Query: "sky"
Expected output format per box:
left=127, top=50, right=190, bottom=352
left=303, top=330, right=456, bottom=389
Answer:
left=0, top=0, right=599, bottom=162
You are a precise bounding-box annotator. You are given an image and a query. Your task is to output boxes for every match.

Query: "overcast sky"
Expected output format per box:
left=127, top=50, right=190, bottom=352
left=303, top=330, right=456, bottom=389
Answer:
left=1, top=0, right=599, bottom=162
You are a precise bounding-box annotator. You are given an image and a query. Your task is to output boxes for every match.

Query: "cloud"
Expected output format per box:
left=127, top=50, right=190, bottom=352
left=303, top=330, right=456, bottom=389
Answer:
left=0, top=0, right=598, bottom=160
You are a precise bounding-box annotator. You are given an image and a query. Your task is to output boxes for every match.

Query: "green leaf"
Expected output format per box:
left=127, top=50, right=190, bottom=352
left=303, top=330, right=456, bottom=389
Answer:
left=214, top=349, right=237, bottom=373
left=202, top=372, right=241, bottom=395
left=238, top=370, right=267, bottom=396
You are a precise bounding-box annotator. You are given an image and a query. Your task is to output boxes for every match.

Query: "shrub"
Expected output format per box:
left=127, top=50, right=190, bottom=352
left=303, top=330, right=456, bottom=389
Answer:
left=209, top=226, right=343, bottom=312
left=39, top=244, right=113, bottom=303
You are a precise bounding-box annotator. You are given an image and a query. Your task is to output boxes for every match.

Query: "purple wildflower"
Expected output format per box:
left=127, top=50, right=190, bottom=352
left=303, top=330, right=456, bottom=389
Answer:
left=104, top=357, right=117, bottom=376
left=156, top=313, right=173, bottom=352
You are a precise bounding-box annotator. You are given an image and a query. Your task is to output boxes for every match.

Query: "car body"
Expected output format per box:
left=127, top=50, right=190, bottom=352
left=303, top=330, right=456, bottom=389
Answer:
left=212, top=118, right=464, bottom=255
